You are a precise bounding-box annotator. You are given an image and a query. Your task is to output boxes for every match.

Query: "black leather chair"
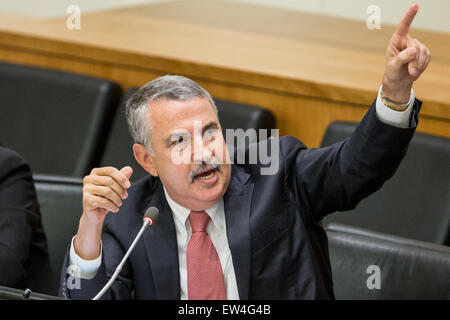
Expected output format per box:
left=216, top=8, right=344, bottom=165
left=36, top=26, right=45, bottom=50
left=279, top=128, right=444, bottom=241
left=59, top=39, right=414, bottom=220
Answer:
left=321, top=121, right=450, bottom=245
left=325, top=222, right=450, bottom=299
left=33, top=174, right=83, bottom=292
left=100, top=88, right=276, bottom=181
left=99, top=89, right=147, bottom=180
left=214, top=97, right=277, bottom=145
left=0, top=62, right=122, bottom=177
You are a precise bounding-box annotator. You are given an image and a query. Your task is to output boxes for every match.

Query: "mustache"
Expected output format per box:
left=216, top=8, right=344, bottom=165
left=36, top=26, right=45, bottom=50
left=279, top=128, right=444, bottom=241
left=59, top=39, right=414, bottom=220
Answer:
left=188, top=158, right=222, bottom=183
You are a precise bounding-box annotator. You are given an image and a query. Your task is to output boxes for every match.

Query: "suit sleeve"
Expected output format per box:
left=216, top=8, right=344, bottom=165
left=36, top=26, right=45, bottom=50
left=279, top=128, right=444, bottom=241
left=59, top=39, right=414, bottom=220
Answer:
left=282, top=98, right=421, bottom=222
left=0, top=148, right=40, bottom=286
left=59, top=224, right=134, bottom=300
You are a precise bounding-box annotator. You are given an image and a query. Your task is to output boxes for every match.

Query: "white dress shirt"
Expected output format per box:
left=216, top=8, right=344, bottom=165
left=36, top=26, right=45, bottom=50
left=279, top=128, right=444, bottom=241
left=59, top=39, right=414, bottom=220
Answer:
left=68, top=189, right=240, bottom=299
left=68, top=85, right=416, bottom=297
left=162, top=187, right=239, bottom=300
left=376, top=85, right=415, bottom=128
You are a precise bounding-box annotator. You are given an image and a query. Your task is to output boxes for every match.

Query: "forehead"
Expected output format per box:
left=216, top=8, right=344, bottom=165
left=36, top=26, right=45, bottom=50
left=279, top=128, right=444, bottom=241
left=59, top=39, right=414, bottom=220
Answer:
left=149, top=97, right=219, bottom=134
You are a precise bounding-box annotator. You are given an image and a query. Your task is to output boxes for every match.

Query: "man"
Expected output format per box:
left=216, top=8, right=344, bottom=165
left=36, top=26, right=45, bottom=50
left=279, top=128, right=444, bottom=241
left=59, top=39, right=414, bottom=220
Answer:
left=0, top=145, right=54, bottom=293
left=60, top=5, right=430, bottom=299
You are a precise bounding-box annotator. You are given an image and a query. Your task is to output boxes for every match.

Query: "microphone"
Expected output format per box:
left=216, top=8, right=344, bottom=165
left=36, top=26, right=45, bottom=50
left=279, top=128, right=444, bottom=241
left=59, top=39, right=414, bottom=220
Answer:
left=92, top=206, right=159, bottom=300
left=142, top=206, right=159, bottom=226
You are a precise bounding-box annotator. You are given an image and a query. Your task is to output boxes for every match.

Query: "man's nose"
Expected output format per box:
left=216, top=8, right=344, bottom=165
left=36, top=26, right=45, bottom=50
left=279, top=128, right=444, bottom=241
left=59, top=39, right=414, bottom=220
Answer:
left=192, top=134, right=212, bottom=164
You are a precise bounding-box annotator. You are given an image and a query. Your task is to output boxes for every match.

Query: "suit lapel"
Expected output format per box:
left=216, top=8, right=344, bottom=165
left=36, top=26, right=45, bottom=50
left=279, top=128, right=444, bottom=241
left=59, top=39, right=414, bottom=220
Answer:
left=223, top=165, right=254, bottom=300
left=142, top=180, right=180, bottom=299
left=140, top=166, right=254, bottom=300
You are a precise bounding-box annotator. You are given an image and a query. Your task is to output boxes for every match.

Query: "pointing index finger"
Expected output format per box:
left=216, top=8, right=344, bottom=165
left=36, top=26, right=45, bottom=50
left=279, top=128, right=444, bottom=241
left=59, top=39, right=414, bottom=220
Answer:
left=395, top=4, right=419, bottom=37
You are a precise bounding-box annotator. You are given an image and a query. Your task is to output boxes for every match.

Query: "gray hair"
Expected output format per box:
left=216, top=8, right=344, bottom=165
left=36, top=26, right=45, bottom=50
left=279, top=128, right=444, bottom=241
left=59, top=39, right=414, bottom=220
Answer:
left=125, top=75, right=218, bottom=154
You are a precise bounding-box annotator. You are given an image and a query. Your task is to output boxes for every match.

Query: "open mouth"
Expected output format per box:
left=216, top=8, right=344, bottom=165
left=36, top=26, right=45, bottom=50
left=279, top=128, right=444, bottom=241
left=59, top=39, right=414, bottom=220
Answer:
left=189, top=164, right=221, bottom=185
left=189, top=161, right=221, bottom=184
left=194, top=169, right=216, bottom=180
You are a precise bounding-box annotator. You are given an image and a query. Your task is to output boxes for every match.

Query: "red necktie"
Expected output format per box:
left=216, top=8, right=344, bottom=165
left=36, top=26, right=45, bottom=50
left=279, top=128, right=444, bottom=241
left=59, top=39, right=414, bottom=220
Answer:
left=187, top=210, right=226, bottom=300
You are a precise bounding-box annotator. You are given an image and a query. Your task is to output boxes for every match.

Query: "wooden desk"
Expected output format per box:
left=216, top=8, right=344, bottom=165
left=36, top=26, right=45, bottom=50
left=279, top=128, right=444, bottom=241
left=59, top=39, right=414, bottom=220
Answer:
left=0, top=0, right=449, bottom=147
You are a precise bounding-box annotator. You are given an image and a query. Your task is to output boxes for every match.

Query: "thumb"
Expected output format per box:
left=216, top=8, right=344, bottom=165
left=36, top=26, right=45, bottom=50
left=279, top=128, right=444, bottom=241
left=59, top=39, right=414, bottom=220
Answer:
left=394, top=47, right=416, bottom=67
left=120, top=166, right=133, bottom=181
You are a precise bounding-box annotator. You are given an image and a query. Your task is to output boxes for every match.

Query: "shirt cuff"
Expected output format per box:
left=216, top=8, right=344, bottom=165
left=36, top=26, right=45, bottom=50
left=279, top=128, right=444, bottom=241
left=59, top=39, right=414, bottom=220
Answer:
left=68, top=235, right=102, bottom=280
left=376, top=85, right=415, bottom=129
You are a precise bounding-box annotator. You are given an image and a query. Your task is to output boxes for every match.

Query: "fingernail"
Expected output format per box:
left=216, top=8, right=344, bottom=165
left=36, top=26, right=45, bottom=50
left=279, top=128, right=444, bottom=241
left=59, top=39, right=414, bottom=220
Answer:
left=125, top=180, right=131, bottom=188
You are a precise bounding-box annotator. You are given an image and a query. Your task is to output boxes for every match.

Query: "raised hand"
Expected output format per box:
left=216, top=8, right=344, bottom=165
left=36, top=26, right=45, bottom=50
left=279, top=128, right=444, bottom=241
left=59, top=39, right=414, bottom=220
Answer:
left=74, top=166, right=133, bottom=260
left=82, top=166, right=132, bottom=221
left=382, top=4, right=431, bottom=104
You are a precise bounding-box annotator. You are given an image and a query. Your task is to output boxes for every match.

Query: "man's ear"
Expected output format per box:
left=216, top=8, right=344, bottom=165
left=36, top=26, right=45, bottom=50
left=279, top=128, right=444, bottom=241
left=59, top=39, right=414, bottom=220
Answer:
left=133, top=143, right=158, bottom=177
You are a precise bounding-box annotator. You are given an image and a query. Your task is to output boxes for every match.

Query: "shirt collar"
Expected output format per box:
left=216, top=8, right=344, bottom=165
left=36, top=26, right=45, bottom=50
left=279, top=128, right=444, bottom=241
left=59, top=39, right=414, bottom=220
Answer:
left=163, top=186, right=223, bottom=229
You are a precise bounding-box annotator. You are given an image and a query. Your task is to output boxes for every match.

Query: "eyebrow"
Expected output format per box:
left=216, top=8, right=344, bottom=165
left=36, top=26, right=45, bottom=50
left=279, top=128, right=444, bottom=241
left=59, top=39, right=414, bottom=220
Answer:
left=202, top=121, right=219, bottom=135
left=164, top=121, right=220, bottom=147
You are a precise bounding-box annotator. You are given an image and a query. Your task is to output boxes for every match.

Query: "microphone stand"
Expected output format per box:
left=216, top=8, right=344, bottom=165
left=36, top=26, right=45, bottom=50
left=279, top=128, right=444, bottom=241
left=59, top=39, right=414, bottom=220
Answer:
left=92, top=219, right=151, bottom=300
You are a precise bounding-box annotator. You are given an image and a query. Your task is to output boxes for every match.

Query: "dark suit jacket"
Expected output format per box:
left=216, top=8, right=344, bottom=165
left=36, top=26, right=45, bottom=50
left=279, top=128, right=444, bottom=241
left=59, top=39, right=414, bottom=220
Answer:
left=0, top=145, right=53, bottom=293
left=60, top=99, right=421, bottom=299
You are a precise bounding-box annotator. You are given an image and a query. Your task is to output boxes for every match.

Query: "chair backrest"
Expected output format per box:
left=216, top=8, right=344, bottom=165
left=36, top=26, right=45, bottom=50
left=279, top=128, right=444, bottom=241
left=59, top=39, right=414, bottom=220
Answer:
left=99, top=88, right=148, bottom=181
left=325, top=223, right=450, bottom=299
left=321, top=121, right=450, bottom=245
left=33, top=174, right=83, bottom=284
left=0, top=62, right=122, bottom=177
left=214, top=97, right=276, bottom=145
left=100, top=88, right=276, bottom=181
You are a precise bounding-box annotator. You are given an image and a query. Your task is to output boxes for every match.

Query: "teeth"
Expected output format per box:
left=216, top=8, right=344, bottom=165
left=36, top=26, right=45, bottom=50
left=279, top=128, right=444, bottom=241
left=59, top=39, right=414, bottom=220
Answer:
left=197, top=171, right=214, bottom=180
